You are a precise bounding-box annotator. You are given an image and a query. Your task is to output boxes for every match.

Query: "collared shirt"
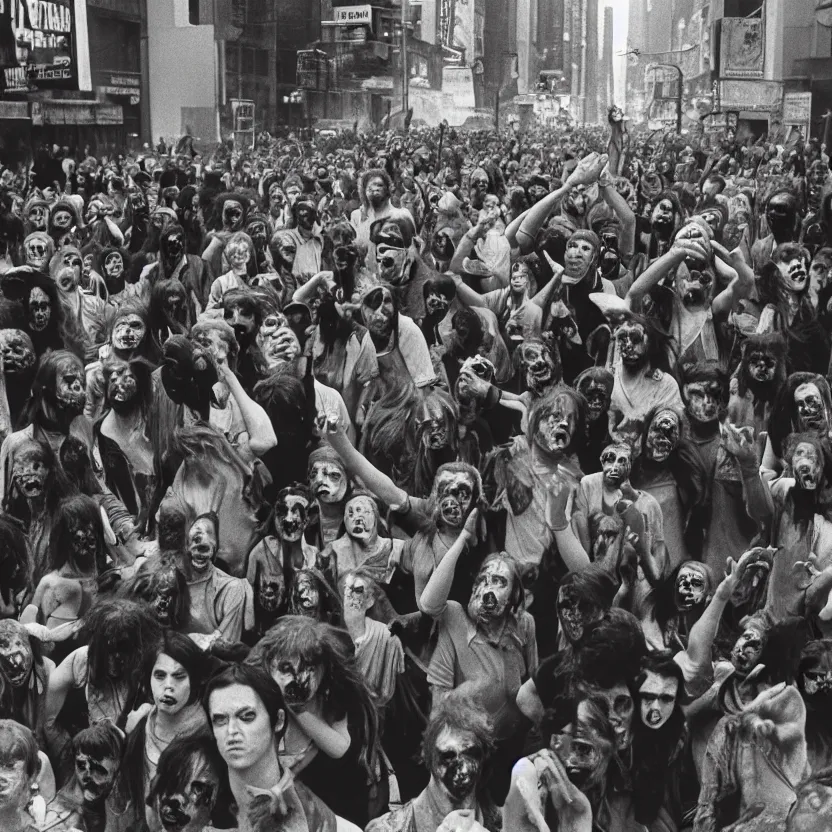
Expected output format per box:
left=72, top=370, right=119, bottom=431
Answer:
left=427, top=600, right=538, bottom=740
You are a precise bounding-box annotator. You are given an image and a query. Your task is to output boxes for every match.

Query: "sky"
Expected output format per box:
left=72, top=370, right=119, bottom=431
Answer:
left=607, top=0, right=630, bottom=103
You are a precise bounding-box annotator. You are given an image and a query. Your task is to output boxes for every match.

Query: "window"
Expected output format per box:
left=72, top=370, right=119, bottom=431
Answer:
left=242, top=47, right=255, bottom=75
left=723, top=0, right=763, bottom=17
left=256, top=49, right=269, bottom=76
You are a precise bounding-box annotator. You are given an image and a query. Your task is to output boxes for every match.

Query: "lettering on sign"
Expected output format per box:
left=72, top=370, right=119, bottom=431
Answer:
left=334, top=4, right=372, bottom=24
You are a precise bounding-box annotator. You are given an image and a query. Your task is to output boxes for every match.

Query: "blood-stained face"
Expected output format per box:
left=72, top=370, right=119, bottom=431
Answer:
left=257, top=570, right=285, bottom=614
left=683, top=380, right=722, bottom=424
left=577, top=376, right=611, bottom=423
left=550, top=707, right=607, bottom=790
left=564, top=185, right=590, bottom=218
left=55, top=357, right=87, bottom=416
left=310, top=461, right=347, bottom=504
left=275, top=491, right=310, bottom=542
left=675, top=562, right=709, bottom=611
left=152, top=570, right=178, bottom=626
left=534, top=393, right=579, bottom=454
left=104, top=251, right=124, bottom=281
left=343, top=572, right=374, bottom=614
left=645, top=409, right=680, bottom=463
left=51, top=207, right=73, bottom=230
left=222, top=199, right=244, bottom=231
left=430, top=727, right=484, bottom=802
left=187, top=517, right=218, bottom=574
left=596, top=683, right=634, bottom=752
left=12, top=445, right=49, bottom=501
left=28, top=204, right=47, bottom=230
left=0, top=330, right=35, bottom=376
left=651, top=198, right=676, bottom=233
left=776, top=252, right=809, bottom=294
left=419, top=401, right=450, bottom=451
left=152, top=751, right=219, bottom=832
left=519, top=342, right=557, bottom=394
left=344, top=495, right=377, bottom=543
left=745, top=349, right=778, bottom=384
left=28, top=286, right=52, bottom=332
left=615, top=322, right=647, bottom=368
left=0, top=621, right=33, bottom=688
left=793, top=441, right=822, bottom=491
left=362, top=286, right=396, bottom=341
left=468, top=558, right=513, bottom=624
left=24, top=236, right=49, bottom=269
left=290, top=571, right=321, bottom=619
left=425, top=289, right=451, bottom=317
left=434, top=470, right=475, bottom=529
left=269, top=652, right=323, bottom=707
left=638, top=671, right=678, bottom=730
left=795, top=382, right=828, bottom=432
left=112, top=313, right=146, bottom=352
left=106, top=363, right=139, bottom=414
left=557, top=585, right=603, bottom=645
left=600, top=444, right=632, bottom=488
left=731, top=621, right=767, bottom=676
left=679, top=265, right=713, bottom=307
left=74, top=750, right=118, bottom=805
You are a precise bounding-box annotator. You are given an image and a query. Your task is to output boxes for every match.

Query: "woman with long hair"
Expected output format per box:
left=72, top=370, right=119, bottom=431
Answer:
left=245, top=615, right=384, bottom=827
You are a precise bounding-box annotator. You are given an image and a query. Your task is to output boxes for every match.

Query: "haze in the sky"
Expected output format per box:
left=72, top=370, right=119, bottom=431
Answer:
left=608, top=0, right=629, bottom=104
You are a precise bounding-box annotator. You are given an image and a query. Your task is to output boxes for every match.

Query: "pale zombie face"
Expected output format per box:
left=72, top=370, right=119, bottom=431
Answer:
left=0, top=330, right=35, bottom=375
left=52, top=208, right=73, bottom=230
left=745, top=349, right=777, bottom=384
left=362, top=287, right=396, bottom=341
left=310, top=461, right=347, bottom=505
left=468, top=558, right=513, bottom=624
left=419, top=407, right=450, bottom=451
left=56, top=358, right=87, bottom=415
left=793, top=441, right=822, bottom=491
left=596, top=683, right=634, bottom=751
left=112, top=313, right=146, bottom=352
left=28, top=204, right=47, bottom=230
left=68, top=515, right=97, bottom=563
left=272, top=234, right=296, bottom=267
left=152, top=571, right=178, bottom=625
left=795, top=382, right=828, bottom=432
left=600, top=444, right=632, bottom=488
left=564, top=237, right=595, bottom=281
left=107, top=363, right=138, bottom=413
left=28, top=286, right=51, bottom=332
left=13, top=448, right=48, bottom=501
left=731, top=622, right=766, bottom=676
left=151, top=653, right=191, bottom=717
left=557, top=586, right=603, bottom=645
left=365, top=176, right=388, bottom=208
left=291, top=572, right=321, bottom=618
left=192, top=328, right=229, bottom=365
left=646, top=409, right=680, bottom=463
left=75, top=751, right=118, bottom=805
left=258, top=570, right=285, bottom=614
left=0, top=757, right=29, bottom=812
left=675, top=563, right=709, bottom=611
left=0, top=623, right=33, bottom=687
left=520, top=343, right=556, bottom=393
left=435, top=470, right=475, bottom=528
left=683, top=380, right=722, bottom=424
left=376, top=245, right=407, bottom=282
left=270, top=652, right=323, bottom=707
left=679, top=265, right=713, bottom=308
left=810, top=255, right=832, bottom=293
left=801, top=650, right=832, bottom=698
left=425, top=290, right=451, bottom=317
left=24, top=237, right=49, bottom=269
left=777, top=253, right=809, bottom=294
left=188, top=517, right=218, bottom=573
left=104, top=251, right=124, bottom=281
left=639, top=671, right=678, bottom=730
left=534, top=393, right=579, bottom=454
left=550, top=705, right=606, bottom=790
left=651, top=198, right=676, bottom=234
left=344, top=495, right=376, bottom=543
left=275, top=493, right=310, bottom=542
left=510, top=262, right=531, bottom=294
left=565, top=184, right=590, bottom=218
left=154, top=753, right=219, bottom=832
left=54, top=265, right=78, bottom=295
left=222, top=199, right=244, bottom=231
left=343, top=573, right=374, bottom=614
left=226, top=242, right=250, bottom=273
left=431, top=727, right=484, bottom=802
left=615, top=322, right=648, bottom=369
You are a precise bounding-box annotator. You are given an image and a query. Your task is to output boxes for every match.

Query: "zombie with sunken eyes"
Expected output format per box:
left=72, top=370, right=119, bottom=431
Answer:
left=751, top=188, right=802, bottom=274
left=200, top=193, right=250, bottom=279
left=756, top=242, right=829, bottom=376
left=368, top=688, right=494, bottom=832
left=0, top=328, right=36, bottom=435
left=144, top=223, right=214, bottom=313
left=728, top=332, right=788, bottom=438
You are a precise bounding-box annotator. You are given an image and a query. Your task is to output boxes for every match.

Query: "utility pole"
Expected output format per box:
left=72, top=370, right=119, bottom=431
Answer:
left=401, top=0, right=408, bottom=124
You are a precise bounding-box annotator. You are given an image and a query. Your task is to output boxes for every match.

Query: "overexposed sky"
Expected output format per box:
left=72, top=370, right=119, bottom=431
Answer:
left=607, top=0, right=629, bottom=103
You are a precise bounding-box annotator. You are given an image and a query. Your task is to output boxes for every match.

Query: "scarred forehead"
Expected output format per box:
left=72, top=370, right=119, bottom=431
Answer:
left=678, top=562, right=708, bottom=581
left=601, top=444, right=631, bottom=461
left=477, top=559, right=511, bottom=581
left=436, top=471, right=474, bottom=492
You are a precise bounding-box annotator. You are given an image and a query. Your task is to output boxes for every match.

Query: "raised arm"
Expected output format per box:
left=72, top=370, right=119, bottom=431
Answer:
left=711, top=242, right=754, bottom=319
left=320, top=412, right=408, bottom=508
left=419, top=511, right=478, bottom=616
left=599, top=168, right=636, bottom=259
left=217, top=362, right=277, bottom=456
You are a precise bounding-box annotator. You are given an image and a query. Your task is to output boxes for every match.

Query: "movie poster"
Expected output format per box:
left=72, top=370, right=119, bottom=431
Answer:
left=2, top=0, right=92, bottom=92
left=720, top=16, right=764, bottom=79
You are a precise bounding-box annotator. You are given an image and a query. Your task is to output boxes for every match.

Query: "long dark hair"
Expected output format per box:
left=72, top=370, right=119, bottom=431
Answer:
left=48, top=494, right=105, bottom=577
left=245, top=616, right=381, bottom=781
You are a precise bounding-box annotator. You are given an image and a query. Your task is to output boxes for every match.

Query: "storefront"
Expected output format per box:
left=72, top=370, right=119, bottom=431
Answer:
left=30, top=99, right=125, bottom=156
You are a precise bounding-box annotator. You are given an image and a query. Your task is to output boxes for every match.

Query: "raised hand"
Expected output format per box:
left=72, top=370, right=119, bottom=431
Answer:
left=721, top=422, right=757, bottom=467
left=565, top=152, right=609, bottom=188
left=533, top=750, right=593, bottom=832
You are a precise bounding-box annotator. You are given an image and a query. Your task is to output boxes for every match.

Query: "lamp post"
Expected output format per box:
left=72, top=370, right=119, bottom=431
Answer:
left=401, top=0, right=408, bottom=125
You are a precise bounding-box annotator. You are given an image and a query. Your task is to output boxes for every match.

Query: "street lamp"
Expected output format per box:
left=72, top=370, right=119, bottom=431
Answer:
left=646, top=62, right=683, bottom=134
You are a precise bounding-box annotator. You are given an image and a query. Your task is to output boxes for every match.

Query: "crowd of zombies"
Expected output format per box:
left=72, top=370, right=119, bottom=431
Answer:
left=1, top=110, right=832, bottom=832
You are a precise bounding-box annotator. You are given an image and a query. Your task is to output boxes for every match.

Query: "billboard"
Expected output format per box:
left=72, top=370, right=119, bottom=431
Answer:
left=2, top=0, right=91, bottom=92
